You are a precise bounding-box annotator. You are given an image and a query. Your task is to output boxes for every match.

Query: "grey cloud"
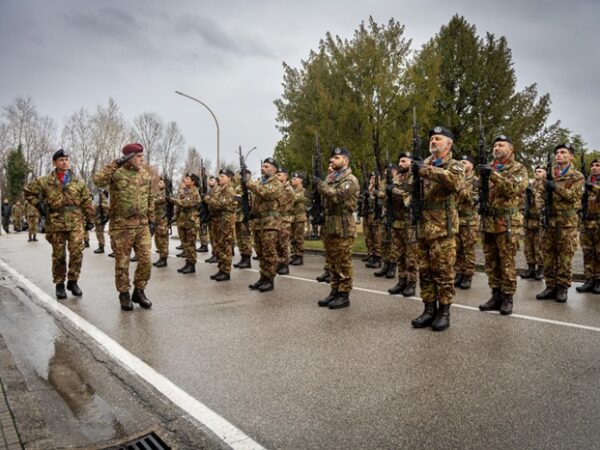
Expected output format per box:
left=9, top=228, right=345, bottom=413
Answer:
left=61, top=6, right=140, bottom=40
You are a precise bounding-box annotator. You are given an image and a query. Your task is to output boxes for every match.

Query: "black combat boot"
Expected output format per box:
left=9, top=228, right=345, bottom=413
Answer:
left=593, top=279, right=600, bottom=295
left=555, top=286, right=568, bottom=303
left=258, top=277, right=274, bottom=292
left=176, top=251, right=185, bottom=258
left=66, top=280, right=82, bottom=297
left=536, top=286, right=557, bottom=300
left=499, top=293, right=513, bottom=315
left=432, top=303, right=451, bottom=331
left=249, top=276, right=266, bottom=290
left=290, top=255, right=304, bottom=266
left=328, top=291, right=350, bottom=309
left=402, top=280, right=416, bottom=297
left=361, top=254, right=371, bottom=262
left=132, top=288, right=152, bottom=309
left=388, top=277, right=407, bottom=295
left=196, top=244, right=209, bottom=252
left=210, top=270, right=224, bottom=280
left=365, top=256, right=382, bottom=269
left=236, top=255, right=252, bottom=269
left=479, top=288, right=502, bottom=311
left=176, top=244, right=183, bottom=250
left=374, top=261, right=389, bottom=277
left=459, top=276, right=472, bottom=290
left=55, top=283, right=67, bottom=300
left=316, top=270, right=331, bottom=283
left=27, top=236, right=32, bottom=242
left=385, top=263, right=397, bottom=279
left=214, top=272, right=230, bottom=282
left=205, top=254, right=218, bottom=263
left=454, top=273, right=463, bottom=287
left=108, top=252, right=115, bottom=258
left=533, top=265, right=544, bottom=280
left=411, top=302, right=437, bottom=328
left=130, top=255, right=138, bottom=262
left=576, top=279, right=595, bottom=293
left=153, top=257, right=167, bottom=268
left=278, top=264, right=290, bottom=275
left=521, top=264, right=535, bottom=279
left=178, top=263, right=195, bottom=274
left=318, top=289, right=339, bottom=307
left=84, top=240, right=90, bottom=248
left=93, top=244, right=104, bottom=254
left=119, top=292, right=133, bottom=311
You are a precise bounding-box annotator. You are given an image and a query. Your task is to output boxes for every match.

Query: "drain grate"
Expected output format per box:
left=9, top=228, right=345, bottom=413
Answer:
left=110, top=431, right=171, bottom=450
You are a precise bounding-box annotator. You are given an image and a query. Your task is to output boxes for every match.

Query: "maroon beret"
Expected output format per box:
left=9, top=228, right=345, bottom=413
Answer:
left=122, top=143, right=144, bottom=155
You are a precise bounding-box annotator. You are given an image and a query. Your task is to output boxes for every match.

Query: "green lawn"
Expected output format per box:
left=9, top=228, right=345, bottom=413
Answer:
left=304, top=233, right=367, bottom=253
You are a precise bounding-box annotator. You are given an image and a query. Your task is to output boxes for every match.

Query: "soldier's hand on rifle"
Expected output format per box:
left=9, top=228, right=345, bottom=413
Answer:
left=546, top=180, right=556, bottom=192
left=36, top=202, right=46, bottom=217
left=585, top=181, right=595, bottom=192
left=149, top=221, right=156, bottom=236
left=477, top=163, right=492, bottom=176
left=411, top=159, right=425, bottom=172
left=115, top=153, right=136, bottom=166
left=385, top=184, right=394, bottom=196
left=313, top=175, right=323, bottom=185
left=85, top=221, right=95, bottom=231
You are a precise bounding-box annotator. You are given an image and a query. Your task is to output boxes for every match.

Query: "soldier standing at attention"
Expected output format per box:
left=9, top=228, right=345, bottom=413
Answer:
left=364, top=173, right=383, bottom=269
left=205, top=169, right=237, bottom=281
left=316, top=148, right=360, bottom=309
left=276, top=168, right=295, bottom=275
left=204, top=175, right=219, bottom=264
left=477, top=136, right=528, bottom=315
left=172, top=174, right=201, bottom=274
left=152, top=177, right=170, bottom=268
left=93, top=143, right=155, bottom=311
left=315, top=159, right=335, bottom=283
left=93, top=190, right=110, bottom=254
left=521, top=166, right=546, bottom=280
left=577, top=158, right=600, bottom=294
left=25, top=199, right=40, bottom=242
left=233, top=169, right=253, bottom=269
left=24, top=149, right=95, bottom=299
left=289, top=171, right=308, bottom=266
left=11, top=200, right=23, bottom=232
left=536, top=143, right=584, bottom=303
left=247, top=157, right=283, bottom=292
left=410, top=127, right=463, bottom=331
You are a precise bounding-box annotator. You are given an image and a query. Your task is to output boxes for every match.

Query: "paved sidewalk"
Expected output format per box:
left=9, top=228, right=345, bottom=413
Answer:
left=0, top=366, right=22, bottom=450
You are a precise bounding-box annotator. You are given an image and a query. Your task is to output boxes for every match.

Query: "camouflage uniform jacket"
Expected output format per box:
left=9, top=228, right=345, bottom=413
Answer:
left=173, top=186, right=200, bottom=229
left=417, top=152, right=463, bottom=241
left=367, top=185, right=383, bottom=222
left=318, top=168, right=360, bottom=238
left=524, top=179, right=543, bottom=229
left=95, top=197, right=110, bottom=224
left=539, top=163, right=584, bottom=228
left=248, top=175, right=283, bottom=231
left=291, top=185, right=308, bottom=222
left=457, top=171, right=479, bottom=227
left=25, top=201, right=40, bottom=220
left=279, top=182, right=295, bottom=223
left=92, top=162, right=155, bottom=230
left=154, top=188, right=167, bottom=222
left=581, top=175, right=600, bottom=230
left=391, top=172, right=412, bottom=229
left=24, top=170, right=94, bottom=232
left=205, top=184, right=236, bottom=219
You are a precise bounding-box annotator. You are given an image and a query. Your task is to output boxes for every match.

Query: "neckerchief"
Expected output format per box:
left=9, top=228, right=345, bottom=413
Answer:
left=260, top=174, right=272, bottom=184
left=492, top=158, right=508, bottom=172
left=554, top=163, right=571, bottom=178
left=328, top=167, right=348, bottom=182
left=591, top=175, right=599, bottom=185
left=56, top=171, right=70, bottom=185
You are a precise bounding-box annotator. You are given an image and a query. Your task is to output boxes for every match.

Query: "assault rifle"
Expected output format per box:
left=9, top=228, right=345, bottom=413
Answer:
left=374, top=171, right=383, bottom=221
left=164, top=178, right=175, bottom=235
left=357, top=163, right=370, bottom=219
left=384, top=150, right=395, bottom=238
left=581, top=150, right=589, bottom=221
left=199, top=158, right=211, bottom=223
left=411, top=107, right=423, bottom=226
left=524, top=182, right=533, bottom=221
left=543, top=150, right=553, bottom=229
left=238, top=145, right=252, bottom=223
left=309, top=132, right=324, bottom=238
left=478, top=113, right=489, bottom=218
left=98, top=191, right=109, bottom=226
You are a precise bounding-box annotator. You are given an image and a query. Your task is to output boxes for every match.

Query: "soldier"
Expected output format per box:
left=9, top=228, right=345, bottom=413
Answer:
left=364, top=173, right=383, bottom=268
left=577, top=158, right=600, bottom=294
left=205, top=175, right=219, bottom=264
left=521, top=166, right=546, bottom=280
left=315, top=159, right=335, bottom=283
left=411, top=127, right=463, bottom=331
left=247, top=157, right=283, bottom=292
left=93, top=190, right=110, bottom=254
left=172, top=174, right=201, bottom=274
left=24, top=149, right=95, bottom=299
left=454, top=155, right=479, bottom=289
left=11, top=200, right=23, bottom=232
left=93, top=143, right=155, bottom=311
left=205, top=169, right=237, bottom=281
left=276, top=168, right=295, bottom=275
left=536, top=143, right=584, bottom=303
left=25, top=199, right=40, bottom=242
left=290, top=171, right=308, bottom=266
left=388, top=152, right=418, bottom=297
left=374, top=164, right=398, bottom=279
left=316, top=147, right=359, bottom=309
left=233, top=169, right=253, bottom=269
left=152, top=177, right=170, bottom=268
left=477, top=135, right=528, bottom=315
left=1, top=199, right=11, bottom=233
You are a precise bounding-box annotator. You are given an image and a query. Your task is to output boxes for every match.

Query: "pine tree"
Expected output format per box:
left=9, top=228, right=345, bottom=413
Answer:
left=6, top=145, right=29, bottom=202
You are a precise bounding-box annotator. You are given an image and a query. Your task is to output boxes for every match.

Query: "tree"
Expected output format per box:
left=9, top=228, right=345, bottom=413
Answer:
left=61, top=107, right=94, bottom=183
left=160, top=121, right=185, bottom=181
left=132, top=112, right=164, bottom=167
left=6, top=145, right=29, bottom=202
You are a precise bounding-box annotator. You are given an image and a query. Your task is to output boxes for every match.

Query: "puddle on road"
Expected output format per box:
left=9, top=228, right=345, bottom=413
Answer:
left=0, top=281, right=127, bottom=445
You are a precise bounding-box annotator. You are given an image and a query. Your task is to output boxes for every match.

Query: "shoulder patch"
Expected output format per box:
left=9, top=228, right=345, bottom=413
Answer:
left=450, top=163, right=464, bottom=174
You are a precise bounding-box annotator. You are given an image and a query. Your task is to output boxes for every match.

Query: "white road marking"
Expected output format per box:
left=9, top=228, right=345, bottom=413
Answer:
left=0, top=257, right=265, bottom=450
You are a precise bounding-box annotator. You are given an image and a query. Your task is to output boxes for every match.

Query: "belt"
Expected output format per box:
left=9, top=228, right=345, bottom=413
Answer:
left=254, top=211, right=280, bottom=218
left=487, top=206, right=518, bottom=217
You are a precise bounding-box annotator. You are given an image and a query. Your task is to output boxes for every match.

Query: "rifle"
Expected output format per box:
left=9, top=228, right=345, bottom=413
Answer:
left=411, top=107, right=423, bottom=227
left=98, top=191, right=109, bottom=226
left=581, top=150, right=589, bottom=221
left=374, top=171, right=383, bottom=221
left=478, top=113, right=489, bottom=218
left=543, top=150, right=553, bottom=229
left=238, top=145, right=252, bottom=223
left=199, top=158, right=211, bottom=223
left=310, top=132, right=324, bottom=238
left=164, top=178, right=175, bottom=235
left=357, top=163, right=369, bottom=218
left=384, top=150, right=394, bottom=239
left=524, top=182, right=533, bottom=221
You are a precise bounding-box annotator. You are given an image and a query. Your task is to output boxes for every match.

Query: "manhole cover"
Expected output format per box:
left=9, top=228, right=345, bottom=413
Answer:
left=104, top=431, right=171, bottom=450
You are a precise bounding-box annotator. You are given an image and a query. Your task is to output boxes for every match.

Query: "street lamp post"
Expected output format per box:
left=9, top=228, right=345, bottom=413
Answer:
left=175, top=90, right=221, bottom=173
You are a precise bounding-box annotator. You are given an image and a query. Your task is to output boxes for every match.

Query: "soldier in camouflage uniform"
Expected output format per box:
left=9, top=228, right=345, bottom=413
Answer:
left=411, top=127, right=463, bottom=331
left=172, top=174, right=201, bottom=274
left=205, top=169, right=237, bottom=281
left=374, top=164, right=399, bottom=279
left=536, top=143, right=585, bottom=303
left=93, top=143, right=155, bottom=311
left=290, top=171, right=308, bottom=266
left=205, top=175, right=219, bottom=263
left=25, top=199, right=40, bottom=242
left=276, top=168, right=295, bottom=275
left=24, top=149, right=95, bottom=299
left=247, top=157, right=283, bottom=292
left=477, top=136, right=528, bottom=315
left=388, top=152, right=418, bottom=297
left=11, top=200, right=23, bottom=232
left=454, top=155, right=479, bottom=290
left=92, top=190, right=110, bottom=254
left=316, top=160, right=335, bottom=283
left=152, top=177, right=170, bottom=268
left=521, top=166, right=546, bottom=280
left=364, top=173, right=383, bottom=268
left=233, top=170, right=253, bottom=269
left=577, top=158, right=600, bottom=294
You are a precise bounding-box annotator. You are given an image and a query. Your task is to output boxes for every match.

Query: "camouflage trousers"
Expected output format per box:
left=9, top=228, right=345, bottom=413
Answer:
left=455, top=223, right=478, bottom=277
left=277, top=219, right=292, bottom=264
left=109, top=226, right=152, bottom=293
left=580, top=225, right=600, bottom=279
left=154, top=217, right=169, bottom=259
left=417, top=236, right=456, bottom=305
left=215, top=215, right=235, bottom=273
left=482, top=231, right=519, bottom=294
left=542, top=226, right=578, bottom=288
left=392, top=227, right=418, bottom=282
left=364, top=216, right=382, bottom=257
left=13, top=215, right=22, bottom=231
left=323, top=235, right=354, bottom=292
left=95, top=222, right=106, bottom=246
left=254, top=229, right=279, bottom=279
left=198, top=221, right=209, bottom=246
left=46, top=229, right=85, bottom=284
left=380, top=226, right=394, bottom=261
left=290, top=220, right=305, bottom=256
left=208, top=220, right=217, bottom=254
left=235, top=221, right=253, bottom=256
left=523, top=226, right=543, bottom=266
left=27, top=216, right=38, bottom=238
left=179, top=225, right=198, bottom=264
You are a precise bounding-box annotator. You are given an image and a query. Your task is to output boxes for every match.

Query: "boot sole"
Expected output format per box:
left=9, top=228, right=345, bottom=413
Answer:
left=328, top=302, right=350, bottom=309
left=432, top=324, right=450, bottom=331
left=411, top=319, right=435, bottom=328
left=120, top=305, right=134, bottom=311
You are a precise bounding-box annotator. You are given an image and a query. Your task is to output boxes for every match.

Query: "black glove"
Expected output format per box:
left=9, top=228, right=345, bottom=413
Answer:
left=385, top=184, right=394, bottom=195
left=585, top=181, right=595, bottom=192
left=546, top=180, right=556, bottom=192
left=85, top=221, right=95, bottom=231
left=115, top=153, right=136, bottom=166
left=149, top=221, right=156, bottom=236
left=313, top=176, right=323, bottom=185
left=477, top=164, right=492, bottom=177
left=411, top=160, right=425, bottom=171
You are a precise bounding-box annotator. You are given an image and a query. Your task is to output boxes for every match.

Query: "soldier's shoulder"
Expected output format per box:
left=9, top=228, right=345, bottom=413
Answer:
left=447, top=159, right=464, bottom=174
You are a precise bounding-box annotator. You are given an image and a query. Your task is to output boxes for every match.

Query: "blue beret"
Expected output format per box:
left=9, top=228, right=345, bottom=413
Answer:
left=429, top=127, right=454, bottom=140
left=331, top=147, right=351, bottom=158
left=52, top=149, right=68, bottom=161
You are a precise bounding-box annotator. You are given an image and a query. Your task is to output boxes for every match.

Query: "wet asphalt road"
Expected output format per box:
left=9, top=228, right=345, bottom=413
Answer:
left=1, top=231, right=600, bottom=449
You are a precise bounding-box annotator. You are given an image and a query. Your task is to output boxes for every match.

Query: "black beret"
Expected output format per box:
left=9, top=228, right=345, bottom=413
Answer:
left=555, top=143, right=575, bottom=154
left=428, top=126, right=454, bottom=140
left=494, top=135, right=513, bottom=145
left=534, top=165, right=546, bottom=171
left=219, top=169, right=234, bottom=178
left=52, top=149, right=68, bottom=161
left=263, top=157, right=279, bottom=169
left=387, top=163, right=399, bottom=171
left=189, top=174, right=200, bottom=187
left=331, top=147, right=351, bottom=158
left=591, top=158, right=600, bottom=166
left=398, top=151, right=413, bottom=160
left=291, top=171, right=305, bottom=179
left=277, top=167, right=289, bottom=174
left=239, top=168, right=251, bottom=176
left=461, top=155, right=474, bottom=164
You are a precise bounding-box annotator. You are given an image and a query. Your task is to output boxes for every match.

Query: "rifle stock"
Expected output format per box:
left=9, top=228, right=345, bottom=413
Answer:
left=238, top=146, right=252, bottom=223
left=310, top=132, right=324, bottom=237
left=478, top=113, right=489, bottom=218
left=411, top=107, right=423, bottom=226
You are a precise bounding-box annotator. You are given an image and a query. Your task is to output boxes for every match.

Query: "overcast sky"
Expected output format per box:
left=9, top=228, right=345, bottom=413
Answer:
left=1, top=0, right=598, bottom=172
